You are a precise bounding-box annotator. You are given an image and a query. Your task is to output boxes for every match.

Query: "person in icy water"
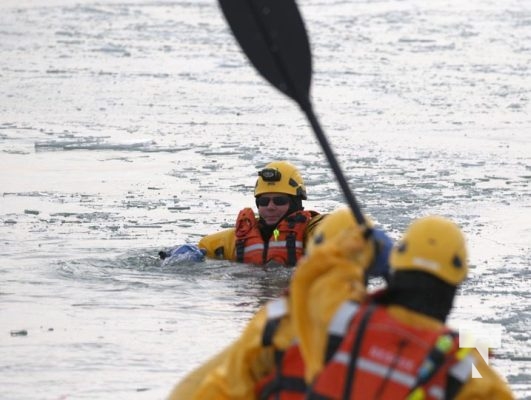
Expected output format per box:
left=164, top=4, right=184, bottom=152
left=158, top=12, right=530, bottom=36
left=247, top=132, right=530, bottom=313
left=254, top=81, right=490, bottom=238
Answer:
left=161, top=160, right=324, bottom=267
left=168, top=209, right=514, bottom=399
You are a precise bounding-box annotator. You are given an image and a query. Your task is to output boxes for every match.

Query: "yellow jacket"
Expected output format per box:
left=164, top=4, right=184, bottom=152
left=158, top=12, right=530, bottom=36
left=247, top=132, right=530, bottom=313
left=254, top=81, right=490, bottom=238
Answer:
left=198, top=227, right=237, bottom=261
left=169, top=228, right=515, bottom=399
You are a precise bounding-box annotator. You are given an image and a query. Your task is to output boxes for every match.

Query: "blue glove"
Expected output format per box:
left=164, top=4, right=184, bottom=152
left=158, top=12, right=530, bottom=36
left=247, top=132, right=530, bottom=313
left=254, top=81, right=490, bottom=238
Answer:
left=368, top=228, right=393, bottom=282
left=160, top=244, right=206, bottom=266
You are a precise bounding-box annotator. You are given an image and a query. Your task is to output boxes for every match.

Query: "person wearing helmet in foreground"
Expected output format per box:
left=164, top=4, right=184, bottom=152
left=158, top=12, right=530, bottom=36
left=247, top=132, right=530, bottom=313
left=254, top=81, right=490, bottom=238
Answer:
left=290, top=214, right=514, bottom=399
left=161, top=160, right=324, bottom=267
left=167, top=207, right=393, bottom=399
left=168, top=209, right=514, bottom=399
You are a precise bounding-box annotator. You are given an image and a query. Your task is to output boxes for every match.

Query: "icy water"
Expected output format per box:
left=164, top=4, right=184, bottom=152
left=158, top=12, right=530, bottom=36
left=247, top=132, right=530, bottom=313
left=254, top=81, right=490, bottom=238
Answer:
left=1, top=0, right=530, bottom=399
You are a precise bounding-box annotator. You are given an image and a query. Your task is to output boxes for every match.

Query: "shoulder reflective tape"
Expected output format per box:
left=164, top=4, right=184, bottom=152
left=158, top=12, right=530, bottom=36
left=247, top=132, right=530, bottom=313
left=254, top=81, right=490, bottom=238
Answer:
left=244, top=243, right=265, bottom=253
left=267, top=297, right=288, bottom=319
left=332, top=353, right=417, bottom=389
left=328, top=301, right=360, bottom=336
left=268, top=241, right=304, bottom=249
left=357, top=357, right=417, bottom=388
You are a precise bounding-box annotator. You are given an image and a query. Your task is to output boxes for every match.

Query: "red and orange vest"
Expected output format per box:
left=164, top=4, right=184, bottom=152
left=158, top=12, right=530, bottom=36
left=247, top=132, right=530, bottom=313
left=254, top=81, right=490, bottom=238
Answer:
left=235, top=208, right=317, bottom=267
left=256, top=299, right=473, bottom=400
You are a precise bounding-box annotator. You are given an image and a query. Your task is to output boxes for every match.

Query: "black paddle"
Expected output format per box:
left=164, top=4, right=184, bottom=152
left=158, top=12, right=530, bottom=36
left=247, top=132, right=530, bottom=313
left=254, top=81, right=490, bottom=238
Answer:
left=218, top=0, right=367, bottom=227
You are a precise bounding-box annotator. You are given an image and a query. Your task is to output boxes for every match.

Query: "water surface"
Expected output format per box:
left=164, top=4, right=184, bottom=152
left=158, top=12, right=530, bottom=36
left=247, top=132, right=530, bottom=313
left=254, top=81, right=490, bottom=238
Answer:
left=1, top=0, right=530, bottom=398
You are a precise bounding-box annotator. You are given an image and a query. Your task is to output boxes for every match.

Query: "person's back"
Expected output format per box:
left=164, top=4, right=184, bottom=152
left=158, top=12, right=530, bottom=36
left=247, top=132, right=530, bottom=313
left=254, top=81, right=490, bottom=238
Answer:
left=298, top=216, right=514, bottom=399
left=307, top=300, right=467, bottom=399
left=198, top=160, right=323, bottom=267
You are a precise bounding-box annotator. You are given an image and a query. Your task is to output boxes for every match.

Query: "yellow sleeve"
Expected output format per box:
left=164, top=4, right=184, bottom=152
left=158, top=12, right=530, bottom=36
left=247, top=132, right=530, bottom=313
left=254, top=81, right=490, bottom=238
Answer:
left=290, top=226, right=373, bottom=383
left=455, top=350, right=515, bottom=400
left=168, top=346, right=233, bottom=400
left=169, top=300, right=294, bottom=400
left=198, top=228, right=236, bottom=261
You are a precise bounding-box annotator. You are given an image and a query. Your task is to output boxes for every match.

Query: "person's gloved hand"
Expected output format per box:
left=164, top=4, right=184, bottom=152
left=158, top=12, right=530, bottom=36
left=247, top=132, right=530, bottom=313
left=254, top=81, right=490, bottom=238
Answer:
left=160, top=244, right=206, bottom=266
left=367, top=228, right=393, bottom=282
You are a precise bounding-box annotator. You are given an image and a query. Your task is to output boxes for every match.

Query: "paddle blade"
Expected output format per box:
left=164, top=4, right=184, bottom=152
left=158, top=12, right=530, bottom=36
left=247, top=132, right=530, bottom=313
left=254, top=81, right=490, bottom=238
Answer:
left=219, top=0, right=312, bottom=107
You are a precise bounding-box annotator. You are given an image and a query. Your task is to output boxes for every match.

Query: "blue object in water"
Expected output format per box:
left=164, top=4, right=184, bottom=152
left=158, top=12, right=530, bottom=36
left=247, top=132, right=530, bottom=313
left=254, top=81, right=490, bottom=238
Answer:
left=161, top=244, right=206, bottom=266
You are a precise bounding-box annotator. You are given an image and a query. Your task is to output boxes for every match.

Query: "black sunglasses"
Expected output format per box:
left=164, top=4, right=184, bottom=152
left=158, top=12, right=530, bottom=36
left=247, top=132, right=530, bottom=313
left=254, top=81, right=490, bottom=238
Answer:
left=256, top=195, right=291, bottom=207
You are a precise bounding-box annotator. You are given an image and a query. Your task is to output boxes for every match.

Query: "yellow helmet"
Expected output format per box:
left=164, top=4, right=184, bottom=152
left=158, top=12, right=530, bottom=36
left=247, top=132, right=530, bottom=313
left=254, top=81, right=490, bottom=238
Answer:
left=306, top=207, right=373, bottom=259
left=254, top=161, right=307, bottom=199
left=390, top=216, right=468, bottom=286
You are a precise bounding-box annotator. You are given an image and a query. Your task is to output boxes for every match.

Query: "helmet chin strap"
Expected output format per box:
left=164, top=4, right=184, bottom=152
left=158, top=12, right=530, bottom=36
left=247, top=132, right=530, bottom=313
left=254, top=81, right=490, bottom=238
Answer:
left=289, top=196, right=304, bottom=213
left=276, top=196, right=303, bottom=224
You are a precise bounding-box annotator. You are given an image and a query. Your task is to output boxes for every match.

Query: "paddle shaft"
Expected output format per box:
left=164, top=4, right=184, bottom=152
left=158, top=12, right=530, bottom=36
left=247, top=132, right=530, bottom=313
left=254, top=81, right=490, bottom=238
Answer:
left=245, top=0, right=366, bottom=226
left=246, top=2, right=366, bottom=226
left=302, top=102, right=366, bottom=226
